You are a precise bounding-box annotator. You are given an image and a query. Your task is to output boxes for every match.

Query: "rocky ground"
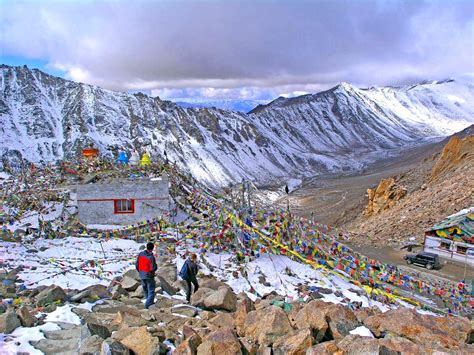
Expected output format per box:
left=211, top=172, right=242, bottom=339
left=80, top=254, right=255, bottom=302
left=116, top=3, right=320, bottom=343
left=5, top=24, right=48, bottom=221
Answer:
left=1, top=238, right=473, bottom=355
left=347, top=133, right=473, bottom=246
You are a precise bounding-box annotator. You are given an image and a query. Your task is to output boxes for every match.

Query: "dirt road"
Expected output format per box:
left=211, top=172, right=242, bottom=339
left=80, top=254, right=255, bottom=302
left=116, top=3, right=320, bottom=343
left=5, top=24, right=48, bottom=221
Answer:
left=344, top=242, right=473, bottom=284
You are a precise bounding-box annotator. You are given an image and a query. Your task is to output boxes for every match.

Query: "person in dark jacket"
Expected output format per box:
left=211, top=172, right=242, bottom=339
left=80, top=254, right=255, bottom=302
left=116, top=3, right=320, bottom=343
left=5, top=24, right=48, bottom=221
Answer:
left=183, top=253, right=199, bottom=303
left=135, top=242, right=158, bottom=309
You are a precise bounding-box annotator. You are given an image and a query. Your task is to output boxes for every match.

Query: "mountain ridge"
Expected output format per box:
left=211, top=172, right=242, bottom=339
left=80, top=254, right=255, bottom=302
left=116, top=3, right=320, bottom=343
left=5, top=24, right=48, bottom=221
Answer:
left=1, top=64, right=473, bottom=185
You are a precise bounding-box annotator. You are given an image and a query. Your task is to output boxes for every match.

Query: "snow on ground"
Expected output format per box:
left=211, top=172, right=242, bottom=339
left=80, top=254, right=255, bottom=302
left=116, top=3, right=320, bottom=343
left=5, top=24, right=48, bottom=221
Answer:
left=0, top=237, right=140, bottom=289
left=44, top=304, right=81, bottom=325
left=0, top=322, right=61, bottom=355
left=349, top=326, right=374, bottom=338
left=176, top=249, right=391, bottom=312
left=0, top=301, right=106, bottom=354
left=4, top=201, right=64, bottom=232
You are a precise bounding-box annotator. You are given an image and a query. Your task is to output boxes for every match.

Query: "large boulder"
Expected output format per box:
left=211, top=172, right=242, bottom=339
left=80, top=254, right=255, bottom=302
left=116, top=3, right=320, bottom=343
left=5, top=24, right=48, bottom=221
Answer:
left=235, top=295, right=255, bottom=337
left=294, top=300, right=359, bottom=341
left=174, top=333, right=202, bottom=355
left=71, top=284, right=112, bottom=303
left=209, top=312, right=236, bottom=329
left=156, top=264, right=177, bottom=283
left=121, top=276, right=140, bottom=291
left=203, top=287, right=237, bottom=312
left=36, top=285, right=67, bottom=307
left=199, top=277, right=229, bottom=291
left=110, top=307, right=148, bottom=330
left=16, top=306, right=37, bottom=327
left=239, top=337, right=257, bottom=355
left=109, top=284, right=127, bottom=300
left=157, top=275, right=177, bottom=296
left=272, top=328, right=313, bottom=355
left=364, top=307, right=471, bottom=350
left=130, top=285, right=144, bottom=298
left=32, top=325, right=82, bottom=354
left=79, top=335, right=103, bottom=354
left=197, top=328, right=242, bottom=355
left=172, top=305, right=198, bottom=318
left=119, top=326, right=160, bottom=354
left=365, top=177, right=407, bottom=216
left=122, top=269, right=140, bottom=281
left=191, top=287, right=214, bottom=308
left=100, top=337, right=130, bottom=355
left=306, top=341, right=339, bottom=355
left=83, top=322, right=112, bottom=339
left=293, top=301, right=328, bottom=342
left=336, top=334, right=424, bottom=354
left=243, top=306, right=293, bottom=346
left=353, top=307, right=381, bottom=323
left=0, top=309, right=21, bottom=334
left=150, top=295, right=183, bottom=309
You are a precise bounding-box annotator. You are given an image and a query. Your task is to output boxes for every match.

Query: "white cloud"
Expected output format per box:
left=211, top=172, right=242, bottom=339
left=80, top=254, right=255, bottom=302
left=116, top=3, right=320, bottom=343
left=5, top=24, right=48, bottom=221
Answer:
left=0, top=0, right=472, bottom=99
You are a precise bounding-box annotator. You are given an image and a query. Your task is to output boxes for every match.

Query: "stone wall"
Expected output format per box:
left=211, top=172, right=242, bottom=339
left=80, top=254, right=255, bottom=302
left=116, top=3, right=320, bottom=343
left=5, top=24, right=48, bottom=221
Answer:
left=76, top=177, right=169, bottom=225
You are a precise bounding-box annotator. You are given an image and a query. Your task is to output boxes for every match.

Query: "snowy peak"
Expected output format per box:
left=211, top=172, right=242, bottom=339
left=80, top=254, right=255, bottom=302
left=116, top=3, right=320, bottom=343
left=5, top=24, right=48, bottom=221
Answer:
left=1, top=64, right=474, bottom=185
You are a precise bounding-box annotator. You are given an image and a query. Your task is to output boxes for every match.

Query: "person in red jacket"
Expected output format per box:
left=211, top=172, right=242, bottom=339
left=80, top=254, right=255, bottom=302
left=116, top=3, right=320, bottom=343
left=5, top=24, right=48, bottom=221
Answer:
left=135, top=242, right=158, bottom=309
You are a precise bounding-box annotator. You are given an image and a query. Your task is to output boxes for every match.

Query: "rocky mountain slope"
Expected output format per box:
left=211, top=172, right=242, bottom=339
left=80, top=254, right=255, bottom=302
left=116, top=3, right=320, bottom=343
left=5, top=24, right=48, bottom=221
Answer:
left=1, top=64, right=474, bottom=185
left=348, top=126, right=474, bottom=245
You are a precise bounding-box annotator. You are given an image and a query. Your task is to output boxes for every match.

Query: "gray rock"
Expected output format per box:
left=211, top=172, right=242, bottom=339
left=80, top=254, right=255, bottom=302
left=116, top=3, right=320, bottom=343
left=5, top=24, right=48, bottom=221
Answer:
left=156, top=275, right=176, bottom=296
left=36, top=285, right=67, bottom=306
left=200, top=277, right=229, bottom=290
left=171, top=305, right=198, bottom=317
left=172, top=279, right=187, bottom=293
left=122, top=269, right=140, bottom=281
left=190, top=287, right=214, bottom=308
left=16, top=305, right=37, bottom=327
left=203, top=287, right=237, bottom=312
left=71, top=285, right=111, bottom=303
left=121, top=276, right=140, bottom=291
left=79, top=335, right=103, bottom=355
left=108, top=284, right=126, bottom=300
left=100, top=338, right=130, bottom=355
left=0, top=308, right=21, bottom=334
left=84, top=322, right=112, bottom=339
left=130, top=285, right=144, bottom=298
left=156, top=265, right=177, bottom=283
left=33, top=325, right=82, bottom=354
left=149, top=295, right=182, bottom=310
left=43, top=324, right=82, bottom=339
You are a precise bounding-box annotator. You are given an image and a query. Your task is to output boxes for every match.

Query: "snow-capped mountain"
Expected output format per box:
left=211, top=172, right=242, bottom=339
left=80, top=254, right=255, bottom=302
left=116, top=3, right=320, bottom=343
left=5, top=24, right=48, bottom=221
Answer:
left=1, top=64, right=473, bottom=185
left=174, top=99, right=268, bottom=113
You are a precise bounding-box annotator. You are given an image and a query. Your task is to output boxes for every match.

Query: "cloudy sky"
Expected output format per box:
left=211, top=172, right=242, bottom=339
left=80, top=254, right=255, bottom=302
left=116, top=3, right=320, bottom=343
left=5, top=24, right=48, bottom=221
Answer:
left=1, top=0, right=473, bottom=101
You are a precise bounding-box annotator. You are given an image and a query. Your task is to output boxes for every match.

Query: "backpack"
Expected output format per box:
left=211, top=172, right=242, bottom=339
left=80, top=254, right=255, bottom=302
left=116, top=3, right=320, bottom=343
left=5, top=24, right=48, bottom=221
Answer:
left=137, top=254, right=153, bottom=273
left=179, top=262, right=189, bottom=280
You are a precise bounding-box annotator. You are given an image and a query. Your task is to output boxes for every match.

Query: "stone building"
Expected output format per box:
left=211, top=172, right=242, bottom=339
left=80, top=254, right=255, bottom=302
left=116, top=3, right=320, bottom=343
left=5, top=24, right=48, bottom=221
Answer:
left=76, top=176, right=169, bottom=226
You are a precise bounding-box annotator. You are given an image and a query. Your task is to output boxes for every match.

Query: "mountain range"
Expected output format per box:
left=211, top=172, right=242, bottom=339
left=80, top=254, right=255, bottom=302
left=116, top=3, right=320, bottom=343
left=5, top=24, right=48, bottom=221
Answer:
left=1, top=64, right=473, bottom=185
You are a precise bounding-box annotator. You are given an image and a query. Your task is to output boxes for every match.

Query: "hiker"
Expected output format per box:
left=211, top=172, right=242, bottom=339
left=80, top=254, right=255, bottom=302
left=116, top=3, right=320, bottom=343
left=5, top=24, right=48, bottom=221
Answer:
left=180, top=253, right=199, bottom=303
left=135, top=242, right=157, bottom=309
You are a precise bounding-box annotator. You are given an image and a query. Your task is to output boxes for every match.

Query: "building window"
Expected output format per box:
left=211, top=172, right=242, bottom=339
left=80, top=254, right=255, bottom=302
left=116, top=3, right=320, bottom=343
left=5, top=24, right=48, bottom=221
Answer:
left=456, top=245, right=468, bottom=255
left=440, top=242, right=451, bottom=250
left=114, top=199, right=135, bottom=214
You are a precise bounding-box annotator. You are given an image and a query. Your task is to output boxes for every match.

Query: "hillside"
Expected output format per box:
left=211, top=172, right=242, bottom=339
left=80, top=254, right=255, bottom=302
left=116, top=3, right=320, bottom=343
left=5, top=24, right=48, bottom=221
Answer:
left=2, top=65, right=474, bottom=186
left=347, top=128, right=474, bottom=246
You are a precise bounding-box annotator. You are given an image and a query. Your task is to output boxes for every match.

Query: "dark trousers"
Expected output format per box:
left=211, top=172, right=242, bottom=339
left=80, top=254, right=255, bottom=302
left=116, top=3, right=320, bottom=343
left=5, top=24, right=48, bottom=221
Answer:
left=141, top=278, right=156, bottom=309
left=185, top=278, right=199, bottom=302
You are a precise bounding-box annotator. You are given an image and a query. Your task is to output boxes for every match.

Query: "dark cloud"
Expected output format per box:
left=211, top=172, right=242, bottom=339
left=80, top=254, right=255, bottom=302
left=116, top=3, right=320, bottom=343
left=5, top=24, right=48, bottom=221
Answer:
left=1, top=0, right=473, bottom=99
